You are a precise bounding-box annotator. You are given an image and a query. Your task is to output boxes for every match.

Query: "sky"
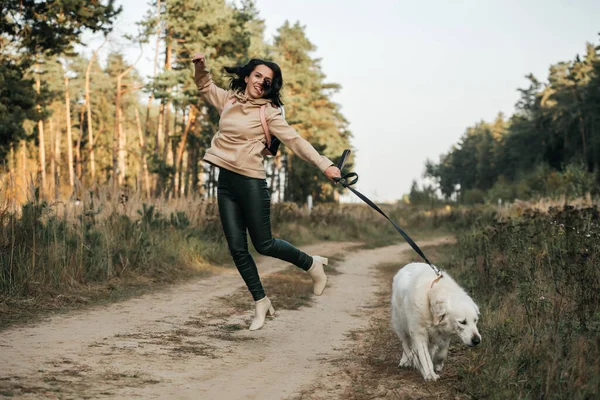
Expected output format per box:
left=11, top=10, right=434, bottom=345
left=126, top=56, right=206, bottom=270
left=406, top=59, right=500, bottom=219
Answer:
left=85, top=0, right=600, bottom=202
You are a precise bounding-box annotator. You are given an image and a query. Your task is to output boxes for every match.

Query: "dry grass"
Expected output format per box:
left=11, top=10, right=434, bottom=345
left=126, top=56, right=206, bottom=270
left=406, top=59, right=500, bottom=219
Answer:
left=502, top=193, right=597, bottom=215
left=452, top=204, right=600, bottom=399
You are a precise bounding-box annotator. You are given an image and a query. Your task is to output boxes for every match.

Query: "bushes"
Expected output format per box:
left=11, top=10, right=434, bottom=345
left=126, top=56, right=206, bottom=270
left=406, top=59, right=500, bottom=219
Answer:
left=453, top=205, right=600, bottom=399
left=0, top=197, right=226, bottom=296
left=0, top=198, right=452, bottom=299
left=484, top=163, right=598, bottom=204
left=463, top=189, right=486, bottom=205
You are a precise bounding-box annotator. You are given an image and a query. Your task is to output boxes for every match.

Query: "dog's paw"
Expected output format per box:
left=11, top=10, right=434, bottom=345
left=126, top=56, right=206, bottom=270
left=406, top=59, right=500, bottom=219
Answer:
left=434, top=362, right=445, bottom=373
left=423, top=372, right=440, bottom=381
left=398, top=355, right=413, bottom=368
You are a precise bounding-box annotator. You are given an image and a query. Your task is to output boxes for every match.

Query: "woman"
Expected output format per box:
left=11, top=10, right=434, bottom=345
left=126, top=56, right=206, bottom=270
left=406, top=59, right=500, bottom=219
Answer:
left=192, top=53, right=342, bottom=331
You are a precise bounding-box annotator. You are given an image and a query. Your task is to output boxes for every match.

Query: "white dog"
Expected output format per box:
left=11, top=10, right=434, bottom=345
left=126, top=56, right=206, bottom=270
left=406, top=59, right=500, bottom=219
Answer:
left=391, top=263, right=481, bottom=381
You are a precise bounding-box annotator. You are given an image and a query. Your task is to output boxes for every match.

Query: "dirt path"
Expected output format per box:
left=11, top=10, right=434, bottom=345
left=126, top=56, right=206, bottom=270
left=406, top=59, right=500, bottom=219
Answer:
left=0, top=238, right=453, bottom=399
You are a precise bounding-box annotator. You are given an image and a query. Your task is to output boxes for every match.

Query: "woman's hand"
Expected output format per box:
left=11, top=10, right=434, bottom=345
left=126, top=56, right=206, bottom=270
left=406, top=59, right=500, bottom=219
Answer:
left=324, top=165, right=342, bottom=182
left=192, top=53, right=206, bottom=68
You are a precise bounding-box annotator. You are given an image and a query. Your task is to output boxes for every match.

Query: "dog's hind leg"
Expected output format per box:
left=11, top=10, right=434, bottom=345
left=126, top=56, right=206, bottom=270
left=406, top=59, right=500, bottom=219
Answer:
left=398, top=341, right=415, bottom=368
left=432, top=339, right=450, bottom=373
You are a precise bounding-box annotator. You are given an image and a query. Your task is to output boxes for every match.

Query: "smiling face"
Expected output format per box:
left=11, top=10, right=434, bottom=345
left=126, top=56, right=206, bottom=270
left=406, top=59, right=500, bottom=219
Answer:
left=244, top=64, right=274, bottom=99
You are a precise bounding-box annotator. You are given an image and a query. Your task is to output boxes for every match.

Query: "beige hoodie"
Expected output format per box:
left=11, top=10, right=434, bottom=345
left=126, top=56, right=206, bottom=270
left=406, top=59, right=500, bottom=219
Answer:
left=195, top=65, right=334, bottom=179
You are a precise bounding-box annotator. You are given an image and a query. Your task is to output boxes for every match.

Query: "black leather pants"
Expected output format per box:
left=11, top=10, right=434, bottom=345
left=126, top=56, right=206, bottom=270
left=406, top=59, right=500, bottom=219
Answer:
left=217, top=168, right=313, bottom=301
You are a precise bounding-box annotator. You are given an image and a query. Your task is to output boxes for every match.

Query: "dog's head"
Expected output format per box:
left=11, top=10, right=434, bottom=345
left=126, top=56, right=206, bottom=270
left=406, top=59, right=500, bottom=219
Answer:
left=430, top=296, right=481, bottom=347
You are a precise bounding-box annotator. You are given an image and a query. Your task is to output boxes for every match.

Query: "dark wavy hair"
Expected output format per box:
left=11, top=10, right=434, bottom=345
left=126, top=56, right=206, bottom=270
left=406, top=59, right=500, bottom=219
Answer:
left=224, top=59, right=284, bottom=107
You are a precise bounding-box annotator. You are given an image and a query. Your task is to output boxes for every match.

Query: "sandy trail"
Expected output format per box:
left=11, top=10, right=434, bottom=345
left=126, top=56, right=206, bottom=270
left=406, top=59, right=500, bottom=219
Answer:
left=0, top=238, right=452, bottom=399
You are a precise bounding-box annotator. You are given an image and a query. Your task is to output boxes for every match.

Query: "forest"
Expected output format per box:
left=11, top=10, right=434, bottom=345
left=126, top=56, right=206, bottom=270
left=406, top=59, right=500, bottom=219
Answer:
left=422, top=36, right=600, bottom=204
left=1, top=0, right=352, bottom=205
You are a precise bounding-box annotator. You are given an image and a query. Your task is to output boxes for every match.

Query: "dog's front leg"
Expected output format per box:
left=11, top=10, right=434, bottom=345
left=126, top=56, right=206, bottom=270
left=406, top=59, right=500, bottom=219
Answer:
left=411, top=335, right=439, bottom=381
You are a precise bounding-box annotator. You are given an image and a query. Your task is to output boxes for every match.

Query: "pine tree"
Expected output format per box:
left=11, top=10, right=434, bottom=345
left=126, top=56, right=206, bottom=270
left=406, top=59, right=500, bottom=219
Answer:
left=0, top=0, right=122, bottom=159
left=272, top=21, right=352, bottom=203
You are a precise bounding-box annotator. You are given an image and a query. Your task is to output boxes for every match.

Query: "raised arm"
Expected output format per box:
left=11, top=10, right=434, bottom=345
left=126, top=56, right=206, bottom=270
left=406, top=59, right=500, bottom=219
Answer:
left=192, top=53, right=230, bottom=113
left=267, top=108, right=341, bottom=181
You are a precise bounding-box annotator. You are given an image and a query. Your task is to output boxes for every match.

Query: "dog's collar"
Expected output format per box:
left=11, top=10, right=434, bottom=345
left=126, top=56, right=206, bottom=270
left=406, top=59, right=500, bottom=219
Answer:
left=429, top=274, right=443, bottom=289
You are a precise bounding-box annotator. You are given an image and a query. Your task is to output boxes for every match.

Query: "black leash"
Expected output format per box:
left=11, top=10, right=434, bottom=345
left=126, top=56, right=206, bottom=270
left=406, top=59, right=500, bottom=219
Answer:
left=333, top=149, right=442, bottom=277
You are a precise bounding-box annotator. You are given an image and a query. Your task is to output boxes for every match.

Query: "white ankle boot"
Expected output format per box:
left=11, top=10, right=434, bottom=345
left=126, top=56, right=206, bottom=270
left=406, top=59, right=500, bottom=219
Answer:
left=307, top=256, right=328, bottom=295
left=249, top=296, right=275, bottom=331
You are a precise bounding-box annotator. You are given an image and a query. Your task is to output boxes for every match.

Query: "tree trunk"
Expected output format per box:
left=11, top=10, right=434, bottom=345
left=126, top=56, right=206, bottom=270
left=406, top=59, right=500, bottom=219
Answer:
left=284, top=154, right=292, bottom=202
left=184, top=147, right=191, bottom=197
left=145, top=0, right=162, bottom=195
left=276, top=167, right=282, bottom=203
left=154, top=26, right=172, bottom=196
left=268, top=161, right=275, bottom=193
left=208, top=165, right=214, bottom=198
left=76, top=105, right=84, bottom=180
left=10, top=144, right=15, bottom=175
left=85, top=36, right=107, bottom=182
left=162, top=34, right=172, bottom=163
left=156, top=102, right=165, bottom=157
left=52, top=118, right=61, bottom=200
left=167, top=106, right=178, bottom=197
left=191, top=139, right=200, bottom=195
left=65, top=76, right=75, bottom=190
left=175, top=107, right=195, bottom=196
left=277, top=164, right=283, bottom=203
left=19, top=140, right=26, bottom=192
left=35, top=72, right=47, bottom=198
left=113, top=53, right=141, bottom=191
left=118, top=103, right=126, bottom=186
left=9, top=145, right=16, bottom=207
left=49, top=118, right=56, bottom=198
left=145, top=0, right=162, bottom=140
left=135, top=107, right=151, bottom=198
left=113, top=74, right=122, bottom=192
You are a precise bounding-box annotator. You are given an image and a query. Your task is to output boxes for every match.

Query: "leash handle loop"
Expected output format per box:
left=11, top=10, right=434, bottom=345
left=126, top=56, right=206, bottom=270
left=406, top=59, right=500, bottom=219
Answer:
left=337, top=149, right=352, bottom=171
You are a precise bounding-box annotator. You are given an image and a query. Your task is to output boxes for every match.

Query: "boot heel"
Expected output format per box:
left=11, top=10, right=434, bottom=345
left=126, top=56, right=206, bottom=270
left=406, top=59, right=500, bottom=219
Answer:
left=308, top=255, right=328, bottom=296
left=249, top=296, right=274, bottom=331
left=313, top=255, right=328, bottom=266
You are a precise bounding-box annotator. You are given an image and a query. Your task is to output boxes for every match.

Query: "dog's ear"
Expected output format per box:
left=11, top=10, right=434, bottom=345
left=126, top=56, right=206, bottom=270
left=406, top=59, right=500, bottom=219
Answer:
left=468, top=297, right=480, bottom=316
left=430, top=298, right=448, bottom=326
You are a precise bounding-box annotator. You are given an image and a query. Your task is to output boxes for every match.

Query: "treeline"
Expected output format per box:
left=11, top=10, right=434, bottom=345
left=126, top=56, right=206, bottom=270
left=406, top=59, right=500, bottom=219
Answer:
left=0, top=0, right=351, bottom=205
left=424, top=36, right=600, bottom=204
